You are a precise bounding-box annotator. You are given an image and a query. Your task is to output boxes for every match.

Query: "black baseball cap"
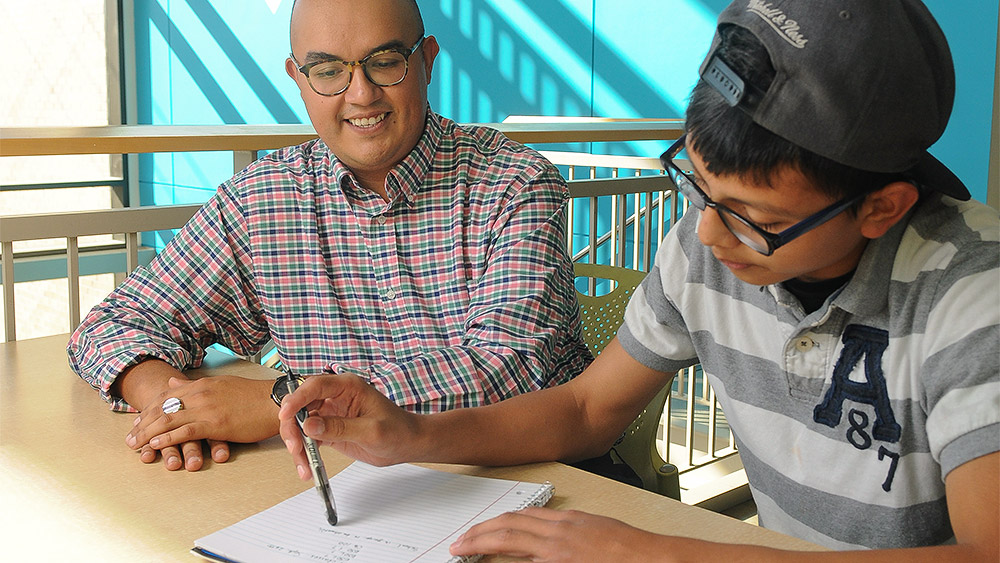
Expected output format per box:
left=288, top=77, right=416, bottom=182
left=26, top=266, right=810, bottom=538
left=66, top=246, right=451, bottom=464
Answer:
left=699, top=0, right=971, bottom=200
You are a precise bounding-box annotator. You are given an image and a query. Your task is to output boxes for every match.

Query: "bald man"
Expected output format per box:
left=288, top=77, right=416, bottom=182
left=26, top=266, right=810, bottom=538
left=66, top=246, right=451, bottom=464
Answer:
left=68, top=0, right=591, bottom=473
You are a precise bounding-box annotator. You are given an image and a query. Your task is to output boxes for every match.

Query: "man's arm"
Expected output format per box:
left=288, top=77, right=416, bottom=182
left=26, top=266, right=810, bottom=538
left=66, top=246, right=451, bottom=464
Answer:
left=67, top=185, right=275, bottom=470
left=67, top=186, right=267, bottom=409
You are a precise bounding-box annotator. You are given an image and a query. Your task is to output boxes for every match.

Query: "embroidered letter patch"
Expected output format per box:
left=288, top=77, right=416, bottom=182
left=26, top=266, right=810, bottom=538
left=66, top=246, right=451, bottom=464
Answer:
left=813, top=325, right=901, bottom=443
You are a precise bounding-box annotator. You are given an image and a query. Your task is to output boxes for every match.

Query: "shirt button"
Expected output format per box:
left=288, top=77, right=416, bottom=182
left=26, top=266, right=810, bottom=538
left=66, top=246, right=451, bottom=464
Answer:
left=384, top=288, right=396, bottom=300
left=375, top=215, right=387, bottom=225
left=795, top=336, right=815, bottom=352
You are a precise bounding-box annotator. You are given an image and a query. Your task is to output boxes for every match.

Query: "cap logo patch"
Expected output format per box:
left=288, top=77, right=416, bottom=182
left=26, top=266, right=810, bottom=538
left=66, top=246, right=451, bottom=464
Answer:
left=746, top=0, right=808, bottom=48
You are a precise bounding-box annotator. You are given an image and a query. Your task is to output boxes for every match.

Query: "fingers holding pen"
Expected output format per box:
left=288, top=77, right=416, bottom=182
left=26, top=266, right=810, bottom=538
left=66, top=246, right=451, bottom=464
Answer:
left=277, top=377, right=327, bottom=476
left=277, top=373, right=365, bottom=442
left=277, top=373, right=420, bottom=471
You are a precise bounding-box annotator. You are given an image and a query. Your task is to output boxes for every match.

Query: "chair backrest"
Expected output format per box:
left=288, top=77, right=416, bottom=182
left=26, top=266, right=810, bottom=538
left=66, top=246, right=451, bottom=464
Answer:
left=574, top=262, right=680, bottom=499
left=573, top=262, right=648, bottom=356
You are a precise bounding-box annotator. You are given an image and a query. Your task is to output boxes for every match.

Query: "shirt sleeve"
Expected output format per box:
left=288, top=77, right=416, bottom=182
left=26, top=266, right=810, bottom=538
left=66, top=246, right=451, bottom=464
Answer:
left=917, top=207, right=1000, bottom=476
left=617, top=213, right=700, bottom=374
left=66, top=183, right=270, bottom=411
left=330, top=163, right=592, bottom=413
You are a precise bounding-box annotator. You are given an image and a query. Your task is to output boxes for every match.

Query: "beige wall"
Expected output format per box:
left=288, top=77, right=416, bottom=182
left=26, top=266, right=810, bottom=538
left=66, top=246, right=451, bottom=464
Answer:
left=0, top=1, right=119, bottom=341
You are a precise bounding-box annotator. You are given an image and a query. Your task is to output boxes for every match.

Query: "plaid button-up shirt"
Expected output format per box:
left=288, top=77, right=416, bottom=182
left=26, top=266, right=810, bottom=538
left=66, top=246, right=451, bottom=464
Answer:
left=68, top=112, right=592, bottom=413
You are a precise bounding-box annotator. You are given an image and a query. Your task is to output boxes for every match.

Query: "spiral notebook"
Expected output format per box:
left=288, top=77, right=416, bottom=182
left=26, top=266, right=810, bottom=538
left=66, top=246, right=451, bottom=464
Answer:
left=192, top=461, right=554, bottom=563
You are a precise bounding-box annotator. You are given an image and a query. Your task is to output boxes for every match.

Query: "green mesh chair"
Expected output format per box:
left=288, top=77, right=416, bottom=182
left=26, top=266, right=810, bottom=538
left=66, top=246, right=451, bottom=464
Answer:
left=574, top=263, right=681, bottom=500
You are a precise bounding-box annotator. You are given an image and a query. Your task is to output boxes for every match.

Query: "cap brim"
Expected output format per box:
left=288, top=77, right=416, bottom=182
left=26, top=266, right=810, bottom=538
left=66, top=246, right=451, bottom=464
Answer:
left=909, top=152, right=971, bottom=201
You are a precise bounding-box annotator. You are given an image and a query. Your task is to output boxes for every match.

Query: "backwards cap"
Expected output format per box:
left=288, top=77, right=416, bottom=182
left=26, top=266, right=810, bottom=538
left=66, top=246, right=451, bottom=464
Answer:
left=700, top=0, right=970, bottom=200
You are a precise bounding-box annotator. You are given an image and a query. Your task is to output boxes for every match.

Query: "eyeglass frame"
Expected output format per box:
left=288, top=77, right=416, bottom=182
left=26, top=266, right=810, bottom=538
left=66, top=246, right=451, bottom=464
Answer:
left=290, top=36, right=426, bottom=97
left=659, top=134, right=870, bottom=256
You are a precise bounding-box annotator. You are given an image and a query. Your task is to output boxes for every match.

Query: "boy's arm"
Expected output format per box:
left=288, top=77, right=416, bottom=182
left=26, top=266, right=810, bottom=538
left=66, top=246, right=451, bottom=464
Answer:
left=277, top=337, right=671, bottom=468
left=279, top=335, right=997, bottom=561
left=449, top=452, right=998, bottom=563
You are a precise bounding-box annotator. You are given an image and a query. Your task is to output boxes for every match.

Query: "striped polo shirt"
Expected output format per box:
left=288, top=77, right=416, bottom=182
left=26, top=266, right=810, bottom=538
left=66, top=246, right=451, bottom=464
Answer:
left=68, top=111, right=592, bottom=414
left=619, top=193, right=999, bottom=549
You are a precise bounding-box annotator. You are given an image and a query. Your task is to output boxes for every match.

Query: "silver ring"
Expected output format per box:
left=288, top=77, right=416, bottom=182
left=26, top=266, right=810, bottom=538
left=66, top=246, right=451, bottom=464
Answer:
left=162, top=397, right=184, bottom=414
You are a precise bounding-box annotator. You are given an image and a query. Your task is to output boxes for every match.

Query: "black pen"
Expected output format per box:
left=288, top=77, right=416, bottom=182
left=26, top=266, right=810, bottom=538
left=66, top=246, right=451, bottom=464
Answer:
left=284, top=372, right=338, bottom=526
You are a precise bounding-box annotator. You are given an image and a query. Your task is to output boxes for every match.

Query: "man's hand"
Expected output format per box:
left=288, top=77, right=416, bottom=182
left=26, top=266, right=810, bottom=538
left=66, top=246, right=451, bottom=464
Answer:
left=449, top=507, right=665, bottom=562
left=278, top=373, right=421, bottom=475
left=125, top=374, right=277, bottom=471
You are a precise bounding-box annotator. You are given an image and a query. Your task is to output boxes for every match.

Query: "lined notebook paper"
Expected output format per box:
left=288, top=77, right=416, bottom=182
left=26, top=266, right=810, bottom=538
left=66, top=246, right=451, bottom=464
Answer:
left=192, top=462, right=554, bottom=563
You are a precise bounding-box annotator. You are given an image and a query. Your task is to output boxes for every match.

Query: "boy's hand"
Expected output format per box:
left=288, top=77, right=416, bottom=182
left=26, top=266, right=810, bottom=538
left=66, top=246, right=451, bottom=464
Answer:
left=278, top=373, right=421, bottom=475
left=449, top=507, right=661, bottom=562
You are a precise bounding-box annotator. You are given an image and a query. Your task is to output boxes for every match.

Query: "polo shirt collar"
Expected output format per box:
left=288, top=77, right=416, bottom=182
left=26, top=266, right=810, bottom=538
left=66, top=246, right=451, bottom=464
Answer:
left=830, top=208, right=912, bottom=317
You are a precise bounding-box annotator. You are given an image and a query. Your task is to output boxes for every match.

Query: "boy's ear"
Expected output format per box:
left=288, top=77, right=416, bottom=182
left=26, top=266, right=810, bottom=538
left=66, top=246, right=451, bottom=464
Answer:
left=858, top=181, right=920, bottom=239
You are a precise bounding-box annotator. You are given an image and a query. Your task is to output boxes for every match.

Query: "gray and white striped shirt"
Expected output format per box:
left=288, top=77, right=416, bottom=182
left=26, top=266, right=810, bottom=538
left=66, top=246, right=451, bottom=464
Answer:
left=619, top=193, right=999, bottom=550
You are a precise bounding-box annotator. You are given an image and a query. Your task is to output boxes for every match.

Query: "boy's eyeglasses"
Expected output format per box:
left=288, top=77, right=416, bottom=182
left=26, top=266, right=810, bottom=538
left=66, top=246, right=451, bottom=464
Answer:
left=659, top=134, right=868, bottom=256
left=291, top=36, right=425, bottom=97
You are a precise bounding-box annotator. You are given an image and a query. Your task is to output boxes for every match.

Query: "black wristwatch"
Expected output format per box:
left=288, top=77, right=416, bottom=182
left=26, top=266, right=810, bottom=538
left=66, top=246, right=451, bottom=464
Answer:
left=270, top=373, right=304, bottom=407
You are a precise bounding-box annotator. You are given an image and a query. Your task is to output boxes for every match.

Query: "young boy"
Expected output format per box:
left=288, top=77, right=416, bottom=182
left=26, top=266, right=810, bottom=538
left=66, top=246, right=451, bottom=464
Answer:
left=273, top=1, right=999, bottom=559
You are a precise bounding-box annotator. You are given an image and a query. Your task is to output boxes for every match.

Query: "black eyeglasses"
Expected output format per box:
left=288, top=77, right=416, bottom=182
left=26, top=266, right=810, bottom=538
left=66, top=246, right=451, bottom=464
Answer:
left=660, top=134, right=868, bottom=256
left=290, top=36, right=425, bottom=97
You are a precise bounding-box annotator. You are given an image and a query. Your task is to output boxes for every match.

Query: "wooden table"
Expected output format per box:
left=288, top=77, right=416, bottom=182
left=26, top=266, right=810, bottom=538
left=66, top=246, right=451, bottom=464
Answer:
left=0, top=334, right=821, bottom=561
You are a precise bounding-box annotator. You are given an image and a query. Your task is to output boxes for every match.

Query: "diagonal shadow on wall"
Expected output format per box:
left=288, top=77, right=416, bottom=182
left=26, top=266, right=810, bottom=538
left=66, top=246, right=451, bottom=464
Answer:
left=532, top=1, right=676, bottom=119
left=423, top=0, right=683, bottom=156
left=423, top=1, right=591, bottom=155
left=426, top=1, right=589, bottom=118
left=137, top=0, right=245, bottom=124
left=184, top=0, right=300, bottom=124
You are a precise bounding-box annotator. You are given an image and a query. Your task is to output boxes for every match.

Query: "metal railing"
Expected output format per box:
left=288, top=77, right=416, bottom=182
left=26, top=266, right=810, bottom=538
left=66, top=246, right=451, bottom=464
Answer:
left=541, top=149, right=741, bottom=505
left=0, top=119, right=744, bottom=506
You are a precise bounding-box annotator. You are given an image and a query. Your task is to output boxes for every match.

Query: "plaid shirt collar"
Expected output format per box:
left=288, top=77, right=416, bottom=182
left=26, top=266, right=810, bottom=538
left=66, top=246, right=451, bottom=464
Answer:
left=328, top=108, right=441, bottom=209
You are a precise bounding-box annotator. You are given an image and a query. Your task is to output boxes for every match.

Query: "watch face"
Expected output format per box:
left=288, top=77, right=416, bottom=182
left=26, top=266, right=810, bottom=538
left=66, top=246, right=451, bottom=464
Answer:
left=271, top=374, right=304, bottom=406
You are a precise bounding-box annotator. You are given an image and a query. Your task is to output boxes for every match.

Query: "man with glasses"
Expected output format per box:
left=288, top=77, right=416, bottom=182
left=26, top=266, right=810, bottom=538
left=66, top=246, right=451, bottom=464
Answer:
left=279, top=1, right=998, bottom=560
left=67, top=0, right=591, bottom=473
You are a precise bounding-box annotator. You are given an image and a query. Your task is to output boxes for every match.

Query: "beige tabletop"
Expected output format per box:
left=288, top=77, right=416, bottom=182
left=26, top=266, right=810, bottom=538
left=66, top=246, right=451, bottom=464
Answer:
left=0, top=334, right=822, bottom=561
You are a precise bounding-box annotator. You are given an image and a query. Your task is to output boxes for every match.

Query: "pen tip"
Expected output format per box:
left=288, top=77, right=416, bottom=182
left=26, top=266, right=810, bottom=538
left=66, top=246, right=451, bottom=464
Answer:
left=327, top=514, right=338, bottom=526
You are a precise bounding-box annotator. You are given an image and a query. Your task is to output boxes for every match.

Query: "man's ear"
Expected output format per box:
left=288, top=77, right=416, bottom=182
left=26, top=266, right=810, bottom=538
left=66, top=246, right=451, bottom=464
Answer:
left=285, top=57, right=299, bottom=81
left=858, top=181, right=920, bottom=239
left=421, top=35, right=440, bottom=84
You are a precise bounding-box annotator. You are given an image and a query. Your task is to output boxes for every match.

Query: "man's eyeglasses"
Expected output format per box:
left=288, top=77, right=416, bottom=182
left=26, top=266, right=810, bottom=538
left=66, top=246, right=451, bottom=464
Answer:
left=659, top=134, right=868, bottom=256
left=290, top=36, right=425, bottom=97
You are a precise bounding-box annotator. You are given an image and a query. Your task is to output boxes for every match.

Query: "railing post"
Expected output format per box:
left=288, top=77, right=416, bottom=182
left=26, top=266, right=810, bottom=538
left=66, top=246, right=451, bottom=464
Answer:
left=2, top=241, right=15, bottom=342
left=566, top=166, right=576, bottom=256
left=234, top=150, right=258, bottom=174
left=126, top=232, right=139, bottom=273
left=686, top=365, right=697, bottom=467
left=67, top=237, right=81, bottom=330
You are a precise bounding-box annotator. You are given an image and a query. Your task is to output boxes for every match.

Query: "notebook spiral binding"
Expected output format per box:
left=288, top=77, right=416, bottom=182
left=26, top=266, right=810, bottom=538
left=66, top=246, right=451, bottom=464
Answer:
left=517, top=481, right=555, bottom=510
left=447, top=481, right=555, bottom=563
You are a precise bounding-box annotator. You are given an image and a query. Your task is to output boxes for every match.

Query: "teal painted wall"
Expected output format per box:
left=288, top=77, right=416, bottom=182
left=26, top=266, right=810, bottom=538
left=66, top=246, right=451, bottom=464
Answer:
left=133, top=0, right=998, bottom=210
